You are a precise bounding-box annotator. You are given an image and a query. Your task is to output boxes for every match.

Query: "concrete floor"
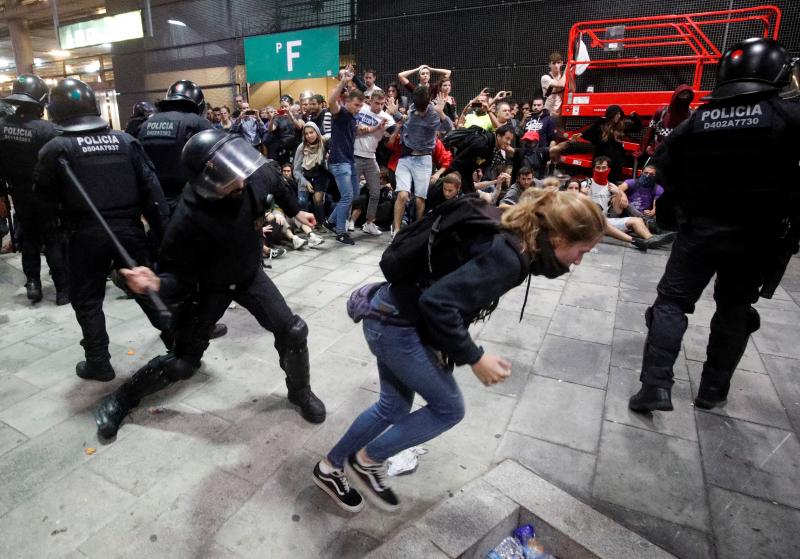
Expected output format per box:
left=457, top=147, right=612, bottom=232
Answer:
left=0, top=234, right=798, bottom=559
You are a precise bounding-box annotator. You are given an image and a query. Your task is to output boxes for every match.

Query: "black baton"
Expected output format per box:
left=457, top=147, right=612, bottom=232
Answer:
left=57, top=158, right=171, bottom=324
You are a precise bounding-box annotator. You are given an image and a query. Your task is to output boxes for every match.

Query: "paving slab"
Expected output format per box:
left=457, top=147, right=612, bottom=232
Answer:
left=533, top=334, right=611, bottom=389
left=708, top=486, right=800, bottom=559
left=560, top=280, right=619, bottom=313
left=0, top=467, right=137, bottom=559
left=593, top=421, right=710, bottom=531
left=605, top=368, right=698, bottom=442
left=494, top=430, right=596, bottom=502
left=761, top=354, right=800, bottom=434
left=610, top=328, right=646, bottom=371
left=687, top=361, right=792, bottom=430
left=475, top=308, right=550, bottom=352
left=508, top=374, right=605, bottom=453
left=548, top=304, right=615, bottom=345
left=696, top=412, right=800, bottom=509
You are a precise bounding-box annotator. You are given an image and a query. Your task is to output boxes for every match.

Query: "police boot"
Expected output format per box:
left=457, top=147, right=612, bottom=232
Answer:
left=94, top=355, right=174, bottom=438
left=209, top=323, right=228, bottom=339
left=25, top=278, right=43, bottom=303
left=56, top=291, right=70, bottom=306
left=695, top=362, right=737, bottom=410
left=76, top=360, right=115, bottom=382
left=629, top=384, right=673, bottom=413
left=281, top=345, right=326, bottom=423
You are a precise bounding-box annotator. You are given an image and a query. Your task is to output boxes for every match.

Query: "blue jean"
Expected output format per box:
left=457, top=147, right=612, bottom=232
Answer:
left=327, top=318, right=465, bottom=469
left=328, top=162, right=360, bottom=234
left=297, top=190, right=310, bottom=212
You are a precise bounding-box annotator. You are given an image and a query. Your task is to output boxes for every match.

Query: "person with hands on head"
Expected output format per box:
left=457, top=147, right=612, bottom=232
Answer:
left=397, top=64, right=451, bottom=93
left=313, top=189, right=606, bottom=514
left=94, top=129, right=325, bottom=440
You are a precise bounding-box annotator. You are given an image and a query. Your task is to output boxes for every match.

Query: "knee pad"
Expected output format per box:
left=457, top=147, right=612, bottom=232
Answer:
left=163, top=356, right=199, bottom=381
left=278, top=315, right=308, bottom=349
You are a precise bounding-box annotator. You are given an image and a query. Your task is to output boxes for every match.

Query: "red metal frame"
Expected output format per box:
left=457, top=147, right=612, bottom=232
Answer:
left=558, top=5, right=782, bottom=175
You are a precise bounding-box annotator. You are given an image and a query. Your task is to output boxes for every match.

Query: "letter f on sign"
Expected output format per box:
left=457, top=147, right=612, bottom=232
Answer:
left=286, top=40, right=302, bottom=72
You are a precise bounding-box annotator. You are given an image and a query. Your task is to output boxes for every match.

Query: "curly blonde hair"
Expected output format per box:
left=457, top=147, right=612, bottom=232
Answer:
left=501, top=189, right=605, bottom=255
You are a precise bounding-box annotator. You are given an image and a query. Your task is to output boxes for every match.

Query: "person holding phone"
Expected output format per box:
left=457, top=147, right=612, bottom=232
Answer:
left=230, top=101, right=267, bottom=150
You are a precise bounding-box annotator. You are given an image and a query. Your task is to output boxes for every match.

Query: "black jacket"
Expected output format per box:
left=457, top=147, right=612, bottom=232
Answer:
left=388, top=230, right=567, bottom=365
left=158, top=163, right=300, bottom=299
left=0, top=113, right=57, bottom=210
left=137, top=110, right=214, bottom=202
left=34, top=128, right=168, bottom=241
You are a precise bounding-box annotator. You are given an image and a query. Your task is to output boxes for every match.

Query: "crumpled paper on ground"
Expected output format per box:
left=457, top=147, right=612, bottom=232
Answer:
left=387, top=446, right=428, bottom=476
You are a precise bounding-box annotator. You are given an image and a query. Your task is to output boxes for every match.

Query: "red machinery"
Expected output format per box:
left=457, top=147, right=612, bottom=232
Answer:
left=559, top=5, right=782, bottom=176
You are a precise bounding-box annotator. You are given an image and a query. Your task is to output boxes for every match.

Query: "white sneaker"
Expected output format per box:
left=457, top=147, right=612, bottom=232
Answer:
left=292, top=236, right=308, bottom=250
left=347, top=220, right=355, bottom=232
left=308, top=232, right=325, bottom=248
left=361, top=222, right=382, bottom=236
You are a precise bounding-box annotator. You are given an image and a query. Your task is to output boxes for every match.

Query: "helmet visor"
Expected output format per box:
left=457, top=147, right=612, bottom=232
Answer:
left=193, top=136, right=266, bottom=200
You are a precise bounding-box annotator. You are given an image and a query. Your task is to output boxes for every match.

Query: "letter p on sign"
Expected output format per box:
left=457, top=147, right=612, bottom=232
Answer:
left=286, top=40, right=302, bottom=72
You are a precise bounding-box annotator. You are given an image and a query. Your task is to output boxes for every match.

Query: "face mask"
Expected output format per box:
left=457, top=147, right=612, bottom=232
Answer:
left=638, top=174, right=656, bottom=189
left=592, top=168, right=610, bottom=184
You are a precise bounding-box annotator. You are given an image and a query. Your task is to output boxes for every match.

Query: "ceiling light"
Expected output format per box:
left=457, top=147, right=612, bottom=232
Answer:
left=101, top=43, right=112, bottom=49
left=167, top=19, right=186, bottom=27
left=0, top=58, right=8, bottom=69
left=49, top=50, right=70, bottom=58
left=0, top=75, right=10, bottom=83
left=85, top=61, right=101, bottom=73
left=34, top=57, right=44, bottom=67
left=95, top=7, right=107, bottom=15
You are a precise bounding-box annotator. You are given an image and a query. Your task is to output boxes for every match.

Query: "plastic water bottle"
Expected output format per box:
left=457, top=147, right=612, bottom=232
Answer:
left=486, top=536, right=525, bottom=559
left=513, top=523, right=555, bottom=559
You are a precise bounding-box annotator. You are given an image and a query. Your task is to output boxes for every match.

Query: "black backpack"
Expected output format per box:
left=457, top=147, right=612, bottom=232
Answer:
left=380, top=193, right=535, bottom=320
left=442, top=125, right=493, bottom=157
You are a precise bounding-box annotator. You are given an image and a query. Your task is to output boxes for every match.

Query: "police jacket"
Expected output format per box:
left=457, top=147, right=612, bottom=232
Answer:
left=157, top=163, right=300, bottom=299
left=34, top=128, right=169, bottom=241
left=137, top=110, right=213, bottom=201
left=0, top=112, right=57, bottom=209
left=654, top=91, right=800, bottom=223
left=124, top=115, right=148, bottom=137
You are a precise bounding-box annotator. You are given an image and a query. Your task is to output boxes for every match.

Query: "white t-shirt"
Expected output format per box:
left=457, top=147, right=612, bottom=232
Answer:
left=354, top=106, right=393, bottom=159
left=583, top=178, right=612, bottom=214
left=541, top=73, right=565, bottom=116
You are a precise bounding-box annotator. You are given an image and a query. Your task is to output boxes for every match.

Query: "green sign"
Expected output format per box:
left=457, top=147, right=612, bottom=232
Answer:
left=59, top=11, right=143, bottom=50
left=244, top=25, right=340, bottom=82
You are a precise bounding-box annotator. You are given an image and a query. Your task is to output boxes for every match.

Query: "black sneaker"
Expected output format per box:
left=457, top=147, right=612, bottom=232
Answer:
left=321, top=221, right=337, bottom=235
left=312, top=461, right=365, bottom=513
left=631, top=237, right=648, bottom=252
left=208, top=323, right=228, bottom=339
left=346, top=453, right=400, bottom=511
left=335, top=233, right=355, bottom=246
left=645, top=231, right=677, bottom=249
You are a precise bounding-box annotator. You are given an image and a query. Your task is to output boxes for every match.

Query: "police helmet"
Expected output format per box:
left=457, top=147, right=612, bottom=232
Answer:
left=182, top=129, right=266, bottom=200
left=47, top=78, right=108, bottom=133
left=5, top=74, right=49, bottom=107
left=131, top=100, right=156, bottom=118
left=706, top=38, right=792, bottom=101
left=157, top=80, right=206, bottom=114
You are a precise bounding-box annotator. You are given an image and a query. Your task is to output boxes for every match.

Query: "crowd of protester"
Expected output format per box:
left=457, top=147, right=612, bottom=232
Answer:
left=194, top=55, right=678, bottom=258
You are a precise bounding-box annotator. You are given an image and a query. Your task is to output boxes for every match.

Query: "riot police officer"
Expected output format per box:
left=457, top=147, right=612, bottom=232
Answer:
left=137, top=80, right=213, bottom=213
left=35, top=78, right=169, bottom=382
left=629, top=38, right=800, bottom=412
left=138, top=80, right=227, bottom=339
left=124, top=100, right=155, bottom=136
left=94, top=129, right=325, bottom=438
left=0, top=74, right=69, bottom=304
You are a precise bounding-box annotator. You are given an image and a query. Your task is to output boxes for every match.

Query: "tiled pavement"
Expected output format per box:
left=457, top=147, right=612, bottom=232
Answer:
left=1, top=234, right=798, bottom=558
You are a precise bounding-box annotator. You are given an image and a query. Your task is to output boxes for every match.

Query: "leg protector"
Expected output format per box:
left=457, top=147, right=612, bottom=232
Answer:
left=639, top=299, right=688, bottom=389
left=698, top=305, right=760, bottom=407
left=94, top=355, right=197, bottom=438
left=275, top=316, right=326, bottom=423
